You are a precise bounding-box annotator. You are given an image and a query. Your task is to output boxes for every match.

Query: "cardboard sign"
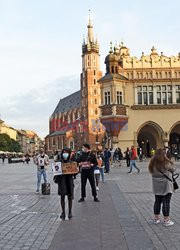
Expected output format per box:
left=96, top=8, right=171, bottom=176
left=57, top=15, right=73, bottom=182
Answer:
left=62, top=162, right=78, bottom=175
left=52, top=162, right=62, bottom=175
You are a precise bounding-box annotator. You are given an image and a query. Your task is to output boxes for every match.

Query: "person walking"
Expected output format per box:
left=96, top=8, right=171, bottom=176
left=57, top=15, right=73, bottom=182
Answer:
left=104, top=148, right=111, bottom=173
left=128, top=146, right=140, bottom=173
left=53, top=148, right=76, bottom=220
left=148, top=148, right=175, bottom=226
left=97, top=150, right=105, bottom=183
left=34, top=148, right=49, bottom=193
left=117, top=147, right=123, bottom=166
left=77, top=144, right=99, bottom=202
left=124, top=147, right=131, bottom=167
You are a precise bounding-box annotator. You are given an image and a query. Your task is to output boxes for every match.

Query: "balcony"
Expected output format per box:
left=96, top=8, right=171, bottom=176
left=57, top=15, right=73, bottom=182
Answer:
left=99, top=104, right=128, bottom=137
left=100, top=104, right=127, bottom=117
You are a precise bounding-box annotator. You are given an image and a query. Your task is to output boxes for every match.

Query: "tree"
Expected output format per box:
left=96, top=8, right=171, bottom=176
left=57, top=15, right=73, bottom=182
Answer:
left=0, top=133, right=21, bottom=152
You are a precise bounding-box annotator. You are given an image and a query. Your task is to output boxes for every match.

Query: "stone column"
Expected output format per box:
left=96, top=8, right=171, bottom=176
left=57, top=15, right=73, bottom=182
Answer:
left=134, top=85, right=138, bottom=105
left=153, top=85, right=157, bottom=104
left=112, top=136, right=119, bottom=149
left=172, top=84, right=176, bottom=104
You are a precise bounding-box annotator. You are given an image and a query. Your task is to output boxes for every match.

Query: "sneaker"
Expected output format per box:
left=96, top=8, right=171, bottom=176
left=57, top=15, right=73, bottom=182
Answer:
left=78, top=198, right=85, bottom=202
left=96, top=187, right=99, bottom=191
left=163, top=220, right=174, bottom=227
left=137, top=170, right=141, bottom=173
left=94, top=197, right=100, bottom=202
left=35, top=190, right=39, bottom=194
left=153, top=219, right=161, bottom=224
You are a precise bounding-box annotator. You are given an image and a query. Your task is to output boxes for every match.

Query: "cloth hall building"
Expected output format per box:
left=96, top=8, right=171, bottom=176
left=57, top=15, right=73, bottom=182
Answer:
left=45, top=19, right=180, bottom=156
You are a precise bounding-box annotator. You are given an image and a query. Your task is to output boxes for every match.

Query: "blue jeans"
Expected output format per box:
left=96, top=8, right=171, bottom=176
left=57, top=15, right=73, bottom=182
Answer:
left=99, top=167, right=105, bottom=182
left=129, top=160, right=140, bottom=173
left=37, top=169, right=47, bottom=191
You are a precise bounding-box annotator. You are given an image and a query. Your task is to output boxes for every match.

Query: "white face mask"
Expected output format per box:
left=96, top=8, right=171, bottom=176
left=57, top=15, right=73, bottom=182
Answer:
left=82, top=148, right=86, bottom=153
left=62, top=153, right=69, bottom=160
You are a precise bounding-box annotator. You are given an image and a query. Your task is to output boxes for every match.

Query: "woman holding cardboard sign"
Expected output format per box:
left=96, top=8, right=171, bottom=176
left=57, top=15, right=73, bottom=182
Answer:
left=53, top=148, right=77, bottom=220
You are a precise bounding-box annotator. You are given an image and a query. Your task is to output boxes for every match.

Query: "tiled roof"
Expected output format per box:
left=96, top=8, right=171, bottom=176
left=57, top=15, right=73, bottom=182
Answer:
left=98, top=73, right=127, bottom=82
left=48, top=131, right=66, bottom=137
left=52, top=90, right=81, bottom=117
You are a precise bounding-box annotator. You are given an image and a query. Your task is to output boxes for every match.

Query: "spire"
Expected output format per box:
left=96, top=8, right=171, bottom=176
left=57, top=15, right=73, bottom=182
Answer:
left=87, top=9, right=94, bottom=43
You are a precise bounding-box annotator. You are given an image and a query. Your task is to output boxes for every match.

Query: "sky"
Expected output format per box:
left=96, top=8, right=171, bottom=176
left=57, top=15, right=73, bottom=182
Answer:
left=0, top=0, right=180, bottom=138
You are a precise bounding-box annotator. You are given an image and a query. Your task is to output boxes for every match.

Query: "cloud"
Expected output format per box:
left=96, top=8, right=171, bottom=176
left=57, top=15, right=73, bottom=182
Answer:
left=0, top=75, right=80, bottom=138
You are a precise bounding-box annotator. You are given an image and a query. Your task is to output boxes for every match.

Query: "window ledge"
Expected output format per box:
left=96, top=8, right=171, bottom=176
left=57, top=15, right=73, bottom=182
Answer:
left=131, top=104, right=180, bottom=110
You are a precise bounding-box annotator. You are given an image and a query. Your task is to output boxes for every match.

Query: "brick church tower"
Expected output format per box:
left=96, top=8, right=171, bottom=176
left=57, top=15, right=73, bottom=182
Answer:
left=81, top=16, right=104, bottom=148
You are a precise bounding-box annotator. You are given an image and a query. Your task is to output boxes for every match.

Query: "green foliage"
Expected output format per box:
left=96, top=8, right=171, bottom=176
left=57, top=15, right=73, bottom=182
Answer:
left=0, top=133, right=21, bottom=152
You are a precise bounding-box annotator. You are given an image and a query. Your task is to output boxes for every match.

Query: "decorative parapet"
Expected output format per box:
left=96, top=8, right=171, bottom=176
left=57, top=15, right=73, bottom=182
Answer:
left=121, top=48, right=180, bottom=69
left=100, top=104, right=127, bottom=116
left=131, top=104, right=180, bottom=110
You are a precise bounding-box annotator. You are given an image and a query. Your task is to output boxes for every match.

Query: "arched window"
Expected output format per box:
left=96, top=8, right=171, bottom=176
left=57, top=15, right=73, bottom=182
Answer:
left=95, top=109, right=98, bottom=115
left=95, top=98, right=97, bottom=104
left=111, top=66, right=114, bottom=73
left=94, top=89, right=97, bottom=95
left=94, top=79, right=96, bottom=85
left=115, top=66, right=118, bottom=74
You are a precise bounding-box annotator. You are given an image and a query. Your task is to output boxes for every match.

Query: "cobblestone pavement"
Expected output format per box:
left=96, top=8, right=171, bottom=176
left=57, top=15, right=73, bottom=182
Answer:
left=0, top=159, right=180, bottom=250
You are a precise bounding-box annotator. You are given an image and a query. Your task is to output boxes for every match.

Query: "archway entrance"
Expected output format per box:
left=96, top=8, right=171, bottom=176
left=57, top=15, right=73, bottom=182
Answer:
left=137, top=123, right=163, bottom=157
left=169, top=123, right=180, bottom=154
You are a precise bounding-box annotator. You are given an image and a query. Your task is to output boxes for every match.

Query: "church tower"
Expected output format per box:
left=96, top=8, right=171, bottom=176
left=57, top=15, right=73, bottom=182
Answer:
left=80, top=15, right=103, bottom=148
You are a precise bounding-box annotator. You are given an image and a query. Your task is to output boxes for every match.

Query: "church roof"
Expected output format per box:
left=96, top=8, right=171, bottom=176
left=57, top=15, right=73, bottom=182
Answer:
left=52, top=90, right=81, bottom=117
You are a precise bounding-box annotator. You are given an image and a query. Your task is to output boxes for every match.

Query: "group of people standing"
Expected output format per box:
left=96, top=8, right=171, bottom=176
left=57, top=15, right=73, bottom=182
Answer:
left=33, top=145, right=178, bottom=226
left=33, top=144, right=106, bottom=220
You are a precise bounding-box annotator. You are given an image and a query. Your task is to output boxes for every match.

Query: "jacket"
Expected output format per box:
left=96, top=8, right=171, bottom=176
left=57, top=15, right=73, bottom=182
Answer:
left=152, top=164, right=175, bottom=195
left=35, top=154, right=49, bottom=170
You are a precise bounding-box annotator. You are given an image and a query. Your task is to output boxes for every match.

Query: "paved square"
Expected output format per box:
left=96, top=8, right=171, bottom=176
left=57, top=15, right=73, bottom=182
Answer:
left=0, top=159, right=180, bottom=249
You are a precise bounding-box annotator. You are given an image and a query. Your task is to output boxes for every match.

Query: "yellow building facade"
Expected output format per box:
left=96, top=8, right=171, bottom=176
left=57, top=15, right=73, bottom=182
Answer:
left=99, top=44, right=180, bottom=155
left=0, top=120, right=17, bottom=140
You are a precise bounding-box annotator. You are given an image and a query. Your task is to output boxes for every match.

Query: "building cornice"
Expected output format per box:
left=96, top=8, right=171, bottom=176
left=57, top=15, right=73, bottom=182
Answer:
left=131, top=104, right=180, bottom=110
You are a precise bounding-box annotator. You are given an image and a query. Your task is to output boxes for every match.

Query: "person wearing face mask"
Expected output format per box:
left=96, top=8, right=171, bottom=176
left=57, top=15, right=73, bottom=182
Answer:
left=53, top=148, right=75, bottom=220
left=77, top=144, right=100, bottom=202
left=34, top=148, right=49, bottom=194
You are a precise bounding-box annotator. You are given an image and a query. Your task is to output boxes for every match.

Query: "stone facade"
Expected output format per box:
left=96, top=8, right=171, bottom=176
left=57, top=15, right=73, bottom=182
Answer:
left=45, top=21, right=180, bottom=156
left=99, top=43, right=180, bottom=155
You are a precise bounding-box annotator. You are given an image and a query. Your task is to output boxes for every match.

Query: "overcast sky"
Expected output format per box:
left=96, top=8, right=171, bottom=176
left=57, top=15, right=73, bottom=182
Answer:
left=0, top=0, right=180, bottom=138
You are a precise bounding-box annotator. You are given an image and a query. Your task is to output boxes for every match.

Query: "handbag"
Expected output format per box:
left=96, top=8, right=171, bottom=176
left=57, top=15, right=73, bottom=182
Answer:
left=158, top=169, right=179, bottom=191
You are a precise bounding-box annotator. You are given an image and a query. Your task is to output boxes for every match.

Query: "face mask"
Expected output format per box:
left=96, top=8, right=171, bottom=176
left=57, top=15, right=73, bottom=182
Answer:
left=62, top=153, right=69, bottom=159
left=82, top=148, right=86, bottom=153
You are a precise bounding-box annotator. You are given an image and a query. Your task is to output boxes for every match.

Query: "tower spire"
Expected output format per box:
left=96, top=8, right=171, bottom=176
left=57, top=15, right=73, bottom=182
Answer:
left=87, top=9, right=94, bottom=43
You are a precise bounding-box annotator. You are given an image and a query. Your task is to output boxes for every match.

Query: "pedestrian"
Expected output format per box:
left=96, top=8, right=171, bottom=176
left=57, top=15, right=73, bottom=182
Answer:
left=124, top=147, right=130, bottom=167
left=53, top=148, right=76, bottom=220
left=166, top=148, right=171, bottom=160
left=128, top=146, right=140, bottom=173
left=151, top=148, right=155, bottom=157
left=173, top=148, right=178, bottom=161
left=117, top=147, right=123, bottom=166
left=1, top=154, right=5, bottom=163
left=148, top=148, right=175, bottom=226
left=138, top=147, right=143, bottom=161
left=97, top=150, right=105, bottom=182
left=104, top=148, right=111, bottom=173
left=77, top=144, right=100, bottom=202
left=94, top=153, right=101, bottom=191
left=34, top=148, right=49, bottom=194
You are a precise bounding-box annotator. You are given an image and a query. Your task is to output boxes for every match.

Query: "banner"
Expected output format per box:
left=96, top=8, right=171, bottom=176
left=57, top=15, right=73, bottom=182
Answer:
left=52, top=162, right=62, bottom=175
left=52, top=161, right=78, bottom=175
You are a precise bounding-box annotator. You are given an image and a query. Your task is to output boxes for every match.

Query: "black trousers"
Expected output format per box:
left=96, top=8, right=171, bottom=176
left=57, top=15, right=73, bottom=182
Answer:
left=154, top=193, right=172, bottom=217
left=81, top=170, right=97, bottom=198
left=126, top=158, right=130, bottom=167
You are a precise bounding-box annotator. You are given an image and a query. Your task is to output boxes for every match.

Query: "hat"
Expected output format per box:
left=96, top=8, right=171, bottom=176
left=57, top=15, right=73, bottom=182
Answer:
left=83, top=144, right=90, bottom=150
